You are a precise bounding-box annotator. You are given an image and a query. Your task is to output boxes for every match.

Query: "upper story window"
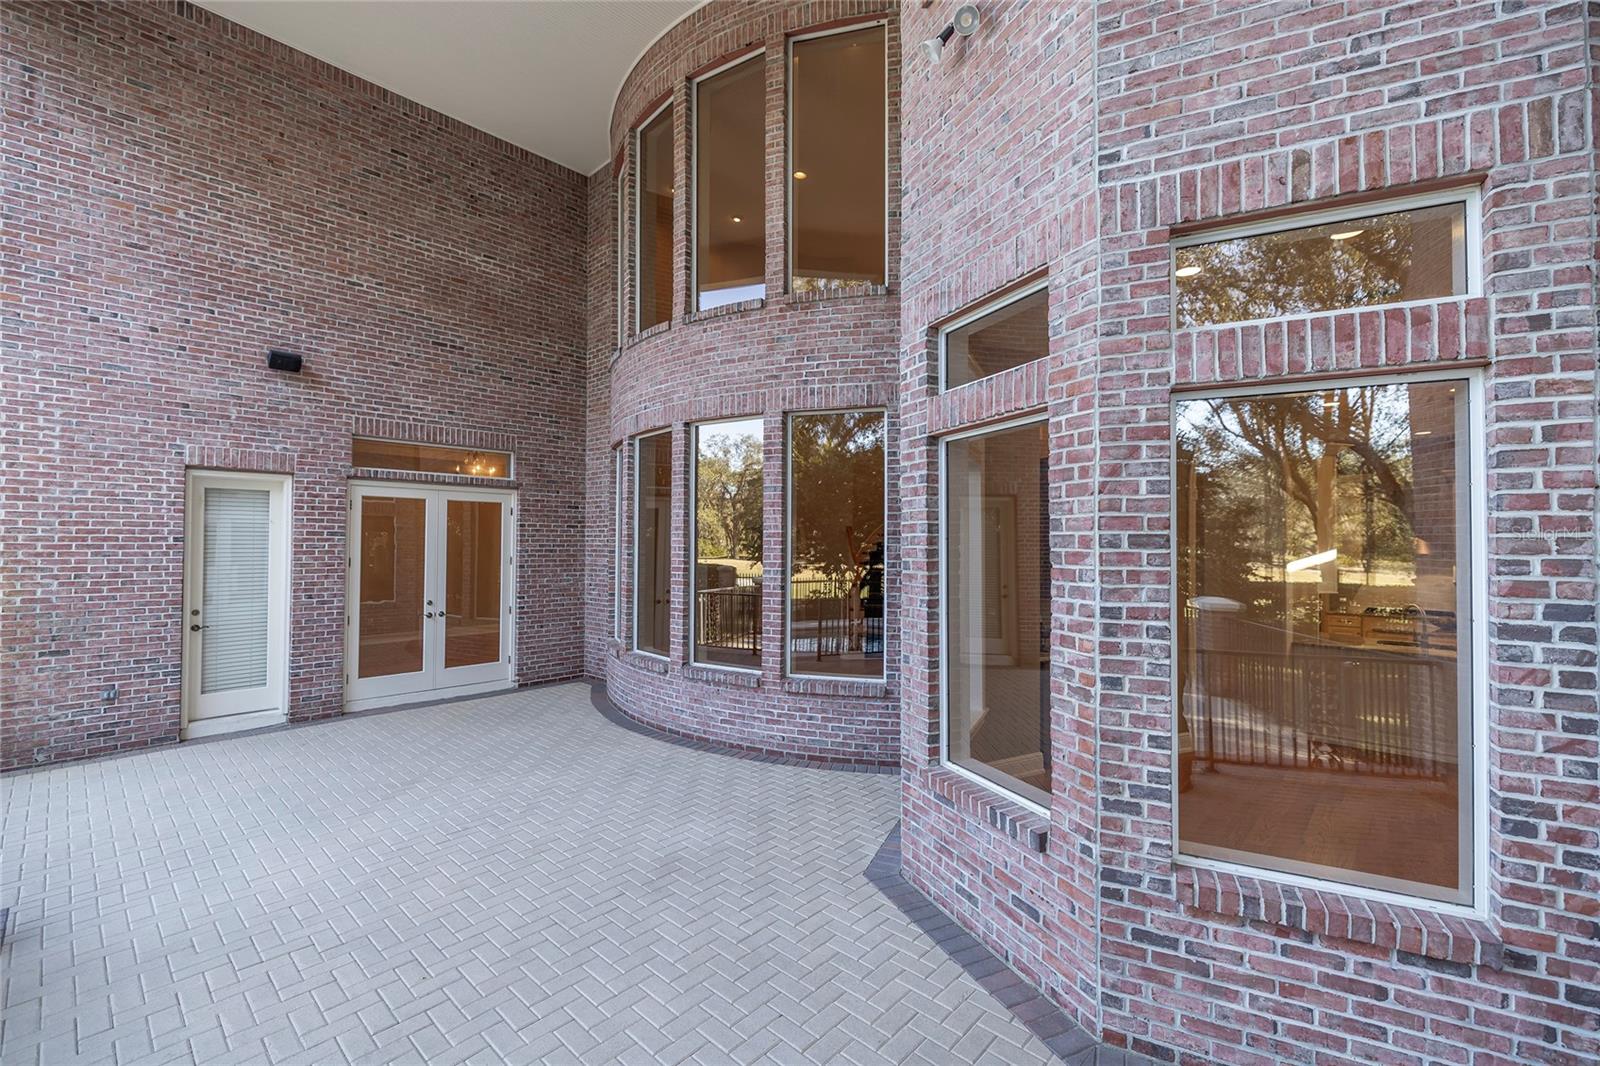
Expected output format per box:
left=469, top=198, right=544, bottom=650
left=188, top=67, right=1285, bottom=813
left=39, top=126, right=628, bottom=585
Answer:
left=615, top=184, right=626, bottom=345
left=940, top=282, right=1049, bottom=390
left=695, top=55, right=765, bottom=311
left=1175, top=373, right=1479, bottom=905
left=1172, top=190, right=1477, bottom=329
left=352, top=438, right=511, bottom=479
left=789, top=24, right=886, bottom=295
left=635, top=102, right=674, bottom=332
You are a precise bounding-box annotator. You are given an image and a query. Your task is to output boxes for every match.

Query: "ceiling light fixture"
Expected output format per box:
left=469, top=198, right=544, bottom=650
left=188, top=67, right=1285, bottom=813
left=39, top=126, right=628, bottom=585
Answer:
left=793, top=170, right=807, bottom=180
left=1330, top=228, right=1364, bottom=241
left=731, top=215, right=742, bottom=223
left=921, top=4, right=980, bottom=64
left=1174, top=265, right=1202, bottom=278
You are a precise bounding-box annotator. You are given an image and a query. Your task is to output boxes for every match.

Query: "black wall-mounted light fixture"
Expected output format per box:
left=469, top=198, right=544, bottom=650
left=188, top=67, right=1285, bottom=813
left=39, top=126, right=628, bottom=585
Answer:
left=267, top=349, right=303, bottom=373
left=921, top=4, right=980, bottom=64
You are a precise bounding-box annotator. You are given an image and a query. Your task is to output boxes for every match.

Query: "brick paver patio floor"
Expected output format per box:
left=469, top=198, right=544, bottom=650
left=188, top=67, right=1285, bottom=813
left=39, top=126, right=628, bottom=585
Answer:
left=1, top=683, right=1137, bottom=1065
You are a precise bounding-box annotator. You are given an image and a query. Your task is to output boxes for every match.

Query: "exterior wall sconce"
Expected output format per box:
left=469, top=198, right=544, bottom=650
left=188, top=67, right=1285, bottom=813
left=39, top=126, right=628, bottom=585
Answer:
left=921, top=5, right=980, bottom=64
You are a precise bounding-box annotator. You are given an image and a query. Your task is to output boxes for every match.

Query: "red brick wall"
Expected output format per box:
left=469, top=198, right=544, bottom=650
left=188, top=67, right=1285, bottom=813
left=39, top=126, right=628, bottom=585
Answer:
left=590, top=1, right=905, bottom=765
left=2, top=1, right=589, bottom=768
left=898, top=1, right=1599, bottom=1063
left=896, top=0, right=1106, bottom=1028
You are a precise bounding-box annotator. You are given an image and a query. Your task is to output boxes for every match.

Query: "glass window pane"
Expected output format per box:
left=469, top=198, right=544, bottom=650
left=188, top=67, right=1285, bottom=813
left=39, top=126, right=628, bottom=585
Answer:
left=616, top=188, right=626, bottom=344
left=790, top=26, right=885, bottom=295
left=943, top=288, right=1049, bottom=389
left=693, top=418, right=764, bottom=668
left=1176, top=380, right=1473, bottom=903
left=696, top=58, right=765, bottom=311
left=444, top=500, right=502, bottom=669
left=789, top=411, right=885, bottom=678
left=637, top=105, right=674, bottom=331
left=613, top=446, right=624, bottom=639
left=634, top=432, right=672, bottom=656
left=1175, top=201, right=1468, bottom=328
left=944, top=421, right=1051, bottom=806
left=200, top=488, right=271, bottom=693
left=352, top=439, right=510, bottom=478
left=358, top=496, right=426, bottom=678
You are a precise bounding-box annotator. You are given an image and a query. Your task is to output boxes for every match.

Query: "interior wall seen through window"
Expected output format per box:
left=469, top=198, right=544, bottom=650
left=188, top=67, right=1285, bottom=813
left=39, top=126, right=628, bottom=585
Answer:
left=696, top=57, right=765, bottom=311
left=944, top=419, right=1052, bottom=807
left=790, top=25, right=886, bottom=295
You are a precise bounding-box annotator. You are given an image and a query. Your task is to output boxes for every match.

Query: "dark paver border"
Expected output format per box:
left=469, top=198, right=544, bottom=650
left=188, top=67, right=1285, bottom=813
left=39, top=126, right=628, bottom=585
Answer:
left=865, top=824, right=1152, bottom=1066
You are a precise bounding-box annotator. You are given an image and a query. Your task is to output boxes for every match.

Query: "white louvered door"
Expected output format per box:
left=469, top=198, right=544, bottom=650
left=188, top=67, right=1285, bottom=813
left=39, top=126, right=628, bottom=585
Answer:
left=184, top=472, right=289, bottom=736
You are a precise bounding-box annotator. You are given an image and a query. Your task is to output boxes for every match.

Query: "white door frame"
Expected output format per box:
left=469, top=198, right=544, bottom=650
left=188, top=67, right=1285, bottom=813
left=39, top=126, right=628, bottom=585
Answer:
left=345, top=482, right=517, bottom=712
left=182, top=470, right=292, bottom=739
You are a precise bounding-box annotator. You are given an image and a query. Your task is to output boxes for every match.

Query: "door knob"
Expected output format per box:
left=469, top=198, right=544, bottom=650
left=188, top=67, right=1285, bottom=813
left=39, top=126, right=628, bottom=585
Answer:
left=189, top=624, right=210, bottom=632
left=425, top=612, right=436, bottom=619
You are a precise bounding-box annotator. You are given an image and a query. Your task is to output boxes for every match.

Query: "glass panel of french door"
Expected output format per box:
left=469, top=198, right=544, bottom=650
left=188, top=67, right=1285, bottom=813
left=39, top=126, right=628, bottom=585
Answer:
left=357, top=494, right=428, bottom=679
left=443, top=499, right=503, bottom=670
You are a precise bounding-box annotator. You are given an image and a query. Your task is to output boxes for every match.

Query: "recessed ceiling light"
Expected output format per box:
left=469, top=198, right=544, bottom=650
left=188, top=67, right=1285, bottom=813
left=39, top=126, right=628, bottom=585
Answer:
left=1174, top=265, right=1202, bottom=278
left=1330, top=228, right=1364, bottom=241
left=793, top=170, right=807, bottom=180
left=731, top=215, right=742, bottom=223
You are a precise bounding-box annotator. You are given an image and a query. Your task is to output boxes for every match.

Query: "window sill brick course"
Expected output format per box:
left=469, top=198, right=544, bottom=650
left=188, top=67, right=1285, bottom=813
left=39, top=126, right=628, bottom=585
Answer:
left=926, top=767, right=1050, bottom=854
left=1175, top=865, right=1503, bottom=967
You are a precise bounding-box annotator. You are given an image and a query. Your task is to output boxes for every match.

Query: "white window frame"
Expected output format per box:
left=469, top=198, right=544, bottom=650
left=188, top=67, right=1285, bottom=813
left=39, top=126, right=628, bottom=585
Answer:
left=784, top=407, right=889, bottom=680
left=692, top=50, right=766, bottom=314
left=616, top=178, right=627, bottom=345
left=937, top=411, right=1053, bottom=818
left=613, top=445, right=624, bottom=640
left=688, top=416, right=765, bottom=674
left=1168, top=366, right=1489, bottom=917
left=631, top=429, right=672, bottom=660
left=1169, top=185, right=1483, bottom=330
left=785, top=20, right=890, bottom=295
left=936, top=278, right=1050, bottom=394
left=633, top=99, right=673, bottom=335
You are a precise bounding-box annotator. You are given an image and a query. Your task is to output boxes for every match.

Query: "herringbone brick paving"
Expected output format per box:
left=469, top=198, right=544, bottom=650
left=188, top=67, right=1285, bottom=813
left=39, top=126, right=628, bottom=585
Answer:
left=1, top=684, right=1131, bottom=1065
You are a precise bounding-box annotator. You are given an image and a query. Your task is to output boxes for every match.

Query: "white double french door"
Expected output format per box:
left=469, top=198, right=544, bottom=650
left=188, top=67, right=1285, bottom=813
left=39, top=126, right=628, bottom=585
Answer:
left=346, top=483, right=516, bottom=710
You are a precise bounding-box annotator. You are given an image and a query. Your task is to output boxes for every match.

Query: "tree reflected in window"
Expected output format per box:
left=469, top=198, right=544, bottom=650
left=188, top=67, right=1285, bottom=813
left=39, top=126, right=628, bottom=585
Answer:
left=693, top=419, right=764, bottom=668
left=789, top=412, right=885, bottom=678
left=1175, top=201, right=1466, bottom=328
left=1176, top=379, right=1474, bottom=903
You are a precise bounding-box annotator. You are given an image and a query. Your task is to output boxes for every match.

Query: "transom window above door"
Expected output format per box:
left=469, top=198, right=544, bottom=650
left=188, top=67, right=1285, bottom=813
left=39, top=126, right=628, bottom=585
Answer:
left=352, top=438, right=512, bottom=479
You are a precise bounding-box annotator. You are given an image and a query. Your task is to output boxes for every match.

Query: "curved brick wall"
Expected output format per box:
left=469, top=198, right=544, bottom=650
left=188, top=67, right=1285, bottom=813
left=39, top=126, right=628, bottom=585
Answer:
left=597, top=1, right=903, bottom=765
